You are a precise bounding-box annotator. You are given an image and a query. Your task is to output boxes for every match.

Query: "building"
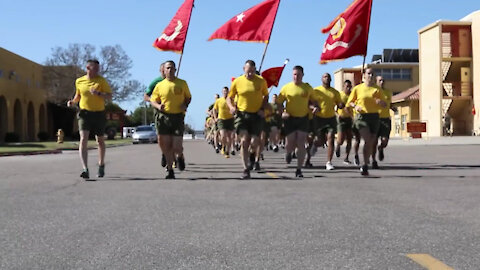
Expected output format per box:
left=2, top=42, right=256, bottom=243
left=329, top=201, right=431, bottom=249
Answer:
left=0, top=47, right=48, bottom=142
left=391, top=85, right=420, bottom=137
left=334, top=49, right=420, bottom=94
left=418, top=10, right=480, bottom=136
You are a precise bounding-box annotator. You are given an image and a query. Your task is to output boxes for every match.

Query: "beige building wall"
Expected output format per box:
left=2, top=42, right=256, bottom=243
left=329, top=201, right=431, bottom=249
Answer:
left=0, top=48, right=47, bottom=142
left=334, top=64, right=418, bottom=94
left=472, top=12, right=480, bottom=134
left=419, top=25, right=442, bottom=136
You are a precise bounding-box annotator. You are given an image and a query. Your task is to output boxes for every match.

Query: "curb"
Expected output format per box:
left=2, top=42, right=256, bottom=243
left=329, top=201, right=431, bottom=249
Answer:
left=0, top=149, right=63, bottom=157
left=1, top=143, right=132, bottom=157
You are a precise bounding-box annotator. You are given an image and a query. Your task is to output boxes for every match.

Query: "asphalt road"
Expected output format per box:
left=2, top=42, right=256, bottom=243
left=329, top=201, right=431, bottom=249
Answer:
left=1, top=140, right=480, bottom=269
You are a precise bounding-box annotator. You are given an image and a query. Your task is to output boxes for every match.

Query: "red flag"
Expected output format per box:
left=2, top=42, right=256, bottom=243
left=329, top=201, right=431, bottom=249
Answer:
left=320, top=0, right=372, bottom=64
left=208, top=0, right=280, bottom=43
left=153, top=0, right=195, bottom=53
left=261, top=66, right=285, bottom=88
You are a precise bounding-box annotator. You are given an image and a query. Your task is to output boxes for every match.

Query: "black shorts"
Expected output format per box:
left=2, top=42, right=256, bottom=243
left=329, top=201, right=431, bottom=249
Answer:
left=337, top=117, right=353, bottom=132
left=77, top=110, right=106, bottom=136
left=234, top=111, right=264, bottom=137
left=354, top=113, right=380, bottom=135
left=217, top=118, right=234, bottom=131
left=314, top=116, right=337, bottom=136
left=155, top=111, right=184, bottom=136
left=377, top=118, right=392, bottom=138
left=284, top=116, right=309, bottom=136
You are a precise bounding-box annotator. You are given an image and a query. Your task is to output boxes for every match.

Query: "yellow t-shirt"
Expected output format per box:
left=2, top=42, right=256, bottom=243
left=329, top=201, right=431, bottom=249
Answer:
left=277, top=82, right=315, bottom=117
left=150, top=78, right=191, bottom=114
left=379, top=88, right=392, bottom=118
left=347, top=83, right=385, bottom=114
left=75, top=75, right=112, bottom=111
left=228, top=74, right=268, bottom=113
left=337, top=91, right=351, bottom=118
left=313, top=86, right=342, bottom=118
left=213, top=97, right=233, bottom=120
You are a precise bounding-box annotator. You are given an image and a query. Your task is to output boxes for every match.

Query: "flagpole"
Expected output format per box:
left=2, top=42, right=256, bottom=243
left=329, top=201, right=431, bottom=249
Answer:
left=361, top=0, right=373, bottom=77
left=176, top=0, right=195, bottom=77
left=258, top=0, right=281, bottom=72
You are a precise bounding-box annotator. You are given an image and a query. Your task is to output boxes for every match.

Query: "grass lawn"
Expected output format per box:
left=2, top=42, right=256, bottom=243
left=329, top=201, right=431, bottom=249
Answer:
left=0, top=139, right=132, bottom=154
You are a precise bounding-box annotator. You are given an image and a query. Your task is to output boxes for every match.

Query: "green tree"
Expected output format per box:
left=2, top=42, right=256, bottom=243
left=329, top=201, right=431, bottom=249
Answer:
left=129, top=103, right=155, bottom=126
left=44, top=43, right=145, bottom=104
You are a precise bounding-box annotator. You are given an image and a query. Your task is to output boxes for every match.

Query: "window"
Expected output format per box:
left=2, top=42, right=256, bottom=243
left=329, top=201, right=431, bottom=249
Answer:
left=401, top=69, right=411, bottom=80
left=401, top=115, right=407, bottom=131
left=374, top=68, right=411, bottom=81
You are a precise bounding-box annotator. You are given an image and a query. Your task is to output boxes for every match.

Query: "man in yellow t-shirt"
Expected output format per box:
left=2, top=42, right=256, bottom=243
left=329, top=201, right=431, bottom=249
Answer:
left=371, top=76, right=395, bottom=169
left=213, top=86, right=235, bottom=158
left=150, top=60, right=192, bottom=179
left=227, top=60, right=268, bottom=179
left=277, top=66, right=320, bottom=178
left=312, top=73, right=344, bottom=171
left=346, top=68, right=387, bottom=176
left=67, top=59, right=112, bottom=180
left=335, top=79, right=354, bottom=164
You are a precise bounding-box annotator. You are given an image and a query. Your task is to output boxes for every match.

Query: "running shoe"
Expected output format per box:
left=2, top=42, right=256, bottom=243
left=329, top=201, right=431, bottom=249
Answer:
left=360, top=165, right=369, bottom=176
left=372, top=161, right=379, bottom=169
left=241, top=169, right=251, bottom=180
left=304, top=161, right=313, bottom=168
left=295, top=168, right=304, bottom=178
left=354, top=155, right=360, bottom=166
left=166, top=169, right=175, bottom=179
left=326, top=161, right=335, bottom=170
left=343, top=158, right=352, bottom=165
left=80, top=169, right=89, bottom=180
left=231, top=150, right=236, bottom=156
left=378, top=146, right=385, bottom=161
left=335, top=146, right=340, bottom=158
left=177, top=156, right=186, bottom=171
left=254, top=162, right=261, bottom=171
left=97, top=165, right=105, bottom=178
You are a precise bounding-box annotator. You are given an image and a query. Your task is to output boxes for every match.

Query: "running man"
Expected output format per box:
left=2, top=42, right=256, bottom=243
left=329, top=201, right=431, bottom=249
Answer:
left=67, top=59, right=112, bottom=180
left=213, top=87, right=235, bottom=158
left=335, top=80, right=354, bottom=164
left=371, top=75, right=394, bottom=169
left=269, top=94, right=282, bottom=152
left=312, top=73, right=344, bottom=170
left=144, top=62, right=168, bottom=168
left=277, top=66, right=319, bottom=177
left=346, top=68, right=386, bottom=176
left=150, top=60, right=192, bottom=179
left=227, top=60, right=269, bottom=179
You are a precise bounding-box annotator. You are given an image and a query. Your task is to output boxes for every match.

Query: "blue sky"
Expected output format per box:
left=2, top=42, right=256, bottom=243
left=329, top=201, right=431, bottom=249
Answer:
left=1, top=0, right=478, bottom=129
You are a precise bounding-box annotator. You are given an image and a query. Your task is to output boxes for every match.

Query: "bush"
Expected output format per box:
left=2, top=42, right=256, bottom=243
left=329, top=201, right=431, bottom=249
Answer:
left=37, top=131, right=50, bottom=141
left=5, top=132, right=20, bottom=142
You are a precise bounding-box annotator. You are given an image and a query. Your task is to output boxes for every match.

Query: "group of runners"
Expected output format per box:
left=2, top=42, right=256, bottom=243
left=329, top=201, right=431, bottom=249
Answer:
left=204, top=60, right=393, bottom=178
left=68, top=58, right=392, bottom=180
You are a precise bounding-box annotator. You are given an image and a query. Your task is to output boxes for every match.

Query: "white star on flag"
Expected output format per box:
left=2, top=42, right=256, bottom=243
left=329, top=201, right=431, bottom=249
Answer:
left=236, top=12, right=245, bottom=22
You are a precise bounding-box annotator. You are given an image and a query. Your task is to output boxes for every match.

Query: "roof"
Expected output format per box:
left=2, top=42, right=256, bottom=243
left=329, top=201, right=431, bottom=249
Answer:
left=460, top=10, right=480, bottom=22
left=392, top=85, right=419, bottom=103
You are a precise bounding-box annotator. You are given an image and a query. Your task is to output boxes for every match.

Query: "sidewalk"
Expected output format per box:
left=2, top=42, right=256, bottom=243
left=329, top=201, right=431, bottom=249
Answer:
left=0, top=139, right=132, bottom=157
left=388, top=136, right=480, bottom=146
